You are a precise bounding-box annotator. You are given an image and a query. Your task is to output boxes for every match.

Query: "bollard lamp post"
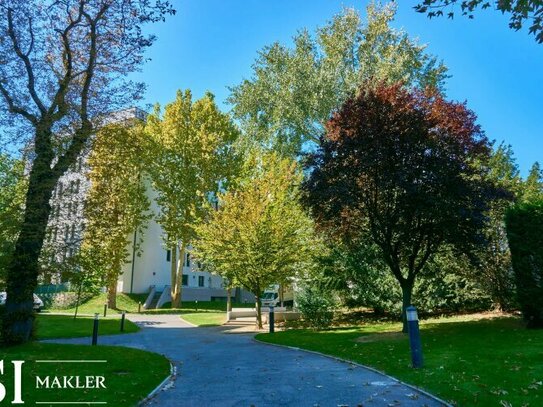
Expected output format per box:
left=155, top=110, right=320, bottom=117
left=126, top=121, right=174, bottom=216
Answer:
left=92, top=313, right=99, bottom=346
left=269, top=305, right=275, bottom=334
left=120, top=311, right=126, bottom=332
left=406, top=305, right=423, bottom=368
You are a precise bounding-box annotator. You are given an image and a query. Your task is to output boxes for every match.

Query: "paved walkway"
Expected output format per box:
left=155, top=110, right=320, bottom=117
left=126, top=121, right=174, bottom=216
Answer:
left=48, top=314, right=446, bottom=407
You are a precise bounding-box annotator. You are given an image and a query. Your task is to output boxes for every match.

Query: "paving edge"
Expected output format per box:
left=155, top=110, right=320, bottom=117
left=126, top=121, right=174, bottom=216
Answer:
left=178, top=315, right=198, bottom=327
left=253, top=336, right=452, bottom=407
left=138, top=360, right=177, bottom=406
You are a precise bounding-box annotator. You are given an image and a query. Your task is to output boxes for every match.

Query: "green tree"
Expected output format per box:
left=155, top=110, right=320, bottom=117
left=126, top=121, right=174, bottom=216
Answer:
left=145, top=90, right=240, bottom=308
left=303, top=82, right=499, bottom=332
left=415, top=1, right=543, bottom=43
left=523, top=162, right=543, bottom=202
left=82, top=123, right=150, bottom=309
left=473, top=143, right=520, bottom=310
left=505, top=200, right=543, bottom=328
left=228, top=2, right=448, bottom=157
left=195, top=153, right=317, bottom=328
left=0, top=0, right=174, bottom=344
left=0, top=154, right=26, bottom=286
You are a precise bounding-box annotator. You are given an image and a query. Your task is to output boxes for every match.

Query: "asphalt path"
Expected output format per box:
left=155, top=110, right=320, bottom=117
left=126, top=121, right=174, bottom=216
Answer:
left=47, top=314, right=447, bottom=407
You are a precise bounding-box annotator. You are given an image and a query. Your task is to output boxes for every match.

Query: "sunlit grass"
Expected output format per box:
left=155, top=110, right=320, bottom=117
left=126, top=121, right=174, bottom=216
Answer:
left=36, top=314, right=139, bottom=340
left=257, top=315, right=543, bottom=406
left=181, top=312, right=225, bottom=326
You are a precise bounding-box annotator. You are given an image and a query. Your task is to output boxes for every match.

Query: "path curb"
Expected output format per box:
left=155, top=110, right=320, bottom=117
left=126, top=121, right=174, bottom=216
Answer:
left=138, top=361, right=177, bottom=406
left=253, top=336, right=452, bottom=407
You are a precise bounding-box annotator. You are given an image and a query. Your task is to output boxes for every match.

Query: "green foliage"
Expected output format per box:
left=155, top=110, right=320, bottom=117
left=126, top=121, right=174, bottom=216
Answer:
left=523, top=162, right=543, bottom=202
left=82, top=123, right=151, bottom=308
left=415, top=249, right=493, bottom=313
left=321, top=242, right=492, bottom=315
left=296, top=285, right=336, bottom=330
left=471, top=143, right=519, bottom=310
left=0, top=154, right=26, bottom=286
left=415, top=0, right=543, bottom=43
left=228, top=2, right=448, bottom=156
left=304, top=82, right=498, bottom=331
left=195, top=152, right=318, bottom=327
left=145, top=90, right=240, bottom=307
left=506, top=200, right=543, bottom=328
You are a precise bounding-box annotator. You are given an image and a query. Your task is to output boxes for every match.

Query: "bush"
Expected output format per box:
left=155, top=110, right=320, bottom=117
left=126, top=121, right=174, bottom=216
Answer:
left=506, top=200, right=543, bottom=328
left=296, top=285, right=336, bottom=330
left=41, top=291, right=95, bottom=309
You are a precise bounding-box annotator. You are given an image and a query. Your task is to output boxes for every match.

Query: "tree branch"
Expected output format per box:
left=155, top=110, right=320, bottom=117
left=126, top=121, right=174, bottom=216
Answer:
left=7, top=8, right=46, bottom=115
left=0, top=80, right=38, bottom=124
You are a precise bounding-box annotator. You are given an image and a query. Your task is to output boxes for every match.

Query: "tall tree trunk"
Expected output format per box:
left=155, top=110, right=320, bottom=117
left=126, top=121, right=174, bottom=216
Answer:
left=172, top=241, right=186, bottom=309
left=107, top=276, right=117, bottom=309
left=227, top=287, right=232, bottom=312
left=255, top=295, right=262, bottom=329
left=2, top=136, right=56, bottom=344
left=400, top=279, right=415, bottom=333
left=170, top=244, right=178, bottom=308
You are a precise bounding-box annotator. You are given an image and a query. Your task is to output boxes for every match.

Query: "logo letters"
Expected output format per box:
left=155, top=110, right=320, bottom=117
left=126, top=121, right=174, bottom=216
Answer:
left=0, top=360, right=24, bottom=404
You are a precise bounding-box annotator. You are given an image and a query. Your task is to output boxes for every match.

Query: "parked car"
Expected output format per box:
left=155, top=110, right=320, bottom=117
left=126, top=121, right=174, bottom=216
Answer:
left=0, top=292, right=44, bottom=312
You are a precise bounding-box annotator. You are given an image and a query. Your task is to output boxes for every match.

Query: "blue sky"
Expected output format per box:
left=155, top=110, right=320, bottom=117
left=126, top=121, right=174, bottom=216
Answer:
left=132, top=0, right=542, bottom=176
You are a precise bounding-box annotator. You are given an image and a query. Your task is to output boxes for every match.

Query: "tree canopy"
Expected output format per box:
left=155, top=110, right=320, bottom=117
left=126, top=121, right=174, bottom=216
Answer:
left=303, top=82, right=499, bottom=331
left=195, top=152, right=317, bottom=328
left=228, top=2, right=448, bottom=157
left=0, top=154, right=26, bottom=285
left=0, top=0, right=174, bottom=344
left=145, top=90, right=240, bottom=308
left=83, top=122, right=150, bottom=309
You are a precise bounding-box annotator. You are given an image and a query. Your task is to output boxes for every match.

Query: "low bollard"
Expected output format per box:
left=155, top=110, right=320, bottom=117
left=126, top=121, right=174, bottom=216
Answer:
left=406, top=305, right=423, bottom=368
left=269, top=305, right=275, bottom=334
left=138, top=302, right=141, bottom=313
left=120, top=311, right=126, bottom=332
left=92, top=313, right=99, bottom=346
left=103, top=303, right=107, bottom=318
left=195, top=300, right=198, bottom=312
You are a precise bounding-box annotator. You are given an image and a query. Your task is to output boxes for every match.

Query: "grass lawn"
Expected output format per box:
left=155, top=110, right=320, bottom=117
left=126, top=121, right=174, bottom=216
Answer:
left=36, top=314, right=139, bottom=340
left=181, top=312, right=225, bottom=326
left=0, top=342, right=169, bottom=406
left=256, top=315, right=543, bottom=406
left=46, top=293, right=147, bottom=315
left=47, top=292, right=255, bottom=315
left=158, top=300, right=255, bottom=312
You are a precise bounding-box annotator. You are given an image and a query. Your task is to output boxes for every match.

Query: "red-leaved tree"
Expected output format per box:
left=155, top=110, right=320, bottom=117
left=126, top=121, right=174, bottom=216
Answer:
left=303, top=82, right=500, bottom=332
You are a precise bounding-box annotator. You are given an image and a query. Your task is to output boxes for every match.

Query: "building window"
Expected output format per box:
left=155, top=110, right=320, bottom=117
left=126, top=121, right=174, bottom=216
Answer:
left=182, top=275, right=188, bottom=286
left=71, top=224, right=76, bottom=240
left=184, top=253, right=190, bottom=267
left=75, top=179, right=80, bottom=194
left=166, top=249, right=171, bottom=262
left=64, top=225, right=69, bottom=240
left=58, top=182, right=63, bottom=197
left=198, top=276, right=205, bottom=287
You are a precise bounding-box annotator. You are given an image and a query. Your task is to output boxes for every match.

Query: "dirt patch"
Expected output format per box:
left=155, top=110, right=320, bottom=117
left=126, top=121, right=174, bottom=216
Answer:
left=355, top=331, right=404, bottom=343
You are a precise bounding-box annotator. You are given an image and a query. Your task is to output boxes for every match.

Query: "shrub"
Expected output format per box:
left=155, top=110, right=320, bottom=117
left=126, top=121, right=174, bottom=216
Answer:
left=296, top=285, right=336, bottom=330
left=41, top=291, right=95, bottom=309
left=505, top=200, right=543, bottom=328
